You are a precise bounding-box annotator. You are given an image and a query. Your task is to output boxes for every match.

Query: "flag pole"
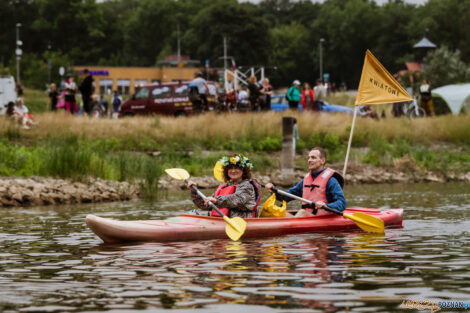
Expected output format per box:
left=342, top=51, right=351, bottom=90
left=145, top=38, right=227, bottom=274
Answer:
left=343, top=106, right=358, bottom=177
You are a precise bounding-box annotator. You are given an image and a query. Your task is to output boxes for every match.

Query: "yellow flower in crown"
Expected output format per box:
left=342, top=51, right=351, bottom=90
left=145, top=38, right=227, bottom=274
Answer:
left=219, top=154, right=253, bottom=169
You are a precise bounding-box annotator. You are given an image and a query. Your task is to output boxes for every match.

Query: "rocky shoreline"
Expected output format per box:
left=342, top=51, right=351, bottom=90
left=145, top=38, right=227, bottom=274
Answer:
left=0, top=177, right=138, bottom=207
left=1, top=164, right=469, bottom=207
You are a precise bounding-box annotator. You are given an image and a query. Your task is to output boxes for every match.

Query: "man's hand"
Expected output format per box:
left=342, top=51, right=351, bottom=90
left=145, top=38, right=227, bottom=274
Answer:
left=315, top=201, right=326, bottom=210
left=264, top=183, right=275, bottom=192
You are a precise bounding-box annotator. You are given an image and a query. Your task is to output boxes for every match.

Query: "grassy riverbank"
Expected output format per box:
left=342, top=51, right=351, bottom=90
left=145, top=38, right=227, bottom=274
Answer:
left=1, top=110, right=469, bottom=191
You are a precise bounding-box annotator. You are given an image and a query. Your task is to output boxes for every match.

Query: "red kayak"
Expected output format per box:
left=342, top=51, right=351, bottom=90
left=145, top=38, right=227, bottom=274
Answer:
left=86, top=208, right=403, bottom=243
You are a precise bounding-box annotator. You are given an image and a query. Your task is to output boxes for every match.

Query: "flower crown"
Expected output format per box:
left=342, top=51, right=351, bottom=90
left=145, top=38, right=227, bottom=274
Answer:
left=219, top=154, right=253, bottom=169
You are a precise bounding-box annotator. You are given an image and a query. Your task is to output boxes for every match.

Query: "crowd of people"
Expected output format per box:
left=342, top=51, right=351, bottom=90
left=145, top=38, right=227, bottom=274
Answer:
left=46, top=69, right=123, bottom=118
left=7, top=69, right=437, bottom=127
left=190, top=72, right=331, bottom=114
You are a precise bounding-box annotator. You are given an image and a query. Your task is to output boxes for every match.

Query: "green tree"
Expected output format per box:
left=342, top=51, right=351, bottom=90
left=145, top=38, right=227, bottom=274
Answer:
left=268, top=22, right=312, bottom=86
left=375, top=1, right=418, bottom=70
left=8, top=50, right=72, bottom=88
left=413, top=0, right=469, bottom=62
left=260, top=0, right=320, bottom=28
left=96, top=0, right=138, bottom=66
left=33, top=0, right=106, bottom=63
left=122, top=0, right=176, bottom=66
left=184, top=0, right=270, bottom=68
left=422, top=46, right=470, bottom=87
left=0, top=0, right=16, bottom=66
left=311, top=0, right=381, bottom=87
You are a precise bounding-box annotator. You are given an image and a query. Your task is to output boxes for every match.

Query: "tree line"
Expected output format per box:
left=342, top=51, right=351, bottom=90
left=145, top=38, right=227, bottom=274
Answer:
left=1, top=0, right=469, bottom=90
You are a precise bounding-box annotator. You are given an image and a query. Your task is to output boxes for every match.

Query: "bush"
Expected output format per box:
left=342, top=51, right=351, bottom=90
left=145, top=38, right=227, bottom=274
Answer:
left=258, top=135, right=282, bottom=151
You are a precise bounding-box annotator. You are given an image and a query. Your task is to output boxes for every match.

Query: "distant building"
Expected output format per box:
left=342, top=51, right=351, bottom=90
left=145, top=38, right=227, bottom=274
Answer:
left=74, top=56, right=203, bottom=95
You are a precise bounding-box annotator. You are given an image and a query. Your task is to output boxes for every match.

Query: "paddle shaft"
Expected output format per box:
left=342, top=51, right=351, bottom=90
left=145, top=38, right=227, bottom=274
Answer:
left=271, top=186, right=343, bottom=216
left=185, top=179, right=227, bottom=218
left=258, top=180, right=384, bottom=233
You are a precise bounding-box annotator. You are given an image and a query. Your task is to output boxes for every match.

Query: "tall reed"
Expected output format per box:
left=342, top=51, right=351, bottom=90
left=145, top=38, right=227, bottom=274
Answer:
left=2, top=112, right=469, bottom=146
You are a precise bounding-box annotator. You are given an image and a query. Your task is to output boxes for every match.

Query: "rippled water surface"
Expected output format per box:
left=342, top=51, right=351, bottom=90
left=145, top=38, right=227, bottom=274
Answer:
left=1, top=182, right=469, bottom=312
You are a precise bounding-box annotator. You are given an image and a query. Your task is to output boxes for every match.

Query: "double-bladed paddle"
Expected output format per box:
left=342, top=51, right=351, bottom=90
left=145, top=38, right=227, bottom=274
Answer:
left=165, top=168, right=247, bottom=241
left=269, top=186, right=385, bottom=233
left=214, top=162, right=384, bottom=233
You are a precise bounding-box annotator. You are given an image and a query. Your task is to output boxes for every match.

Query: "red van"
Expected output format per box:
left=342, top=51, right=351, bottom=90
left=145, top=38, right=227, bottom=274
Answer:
left=119, top=81, right=216, bottom=117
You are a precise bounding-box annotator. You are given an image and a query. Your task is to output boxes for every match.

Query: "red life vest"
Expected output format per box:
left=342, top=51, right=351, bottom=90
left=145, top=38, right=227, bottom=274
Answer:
left=211, top=180, right=261, bottom=217
left=302, top=168, right=338, bottom=216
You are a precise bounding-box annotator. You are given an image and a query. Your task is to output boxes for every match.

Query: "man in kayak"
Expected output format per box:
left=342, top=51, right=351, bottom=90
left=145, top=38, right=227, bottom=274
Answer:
left=187, top=155, right=261, bottom=218
left=265, top=147, right=346, bottom=217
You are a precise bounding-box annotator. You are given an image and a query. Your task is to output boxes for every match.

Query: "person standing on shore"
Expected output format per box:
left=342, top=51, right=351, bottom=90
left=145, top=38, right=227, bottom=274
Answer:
left=248, top=76, right=261, bottom=112
left=64, top=76, right=78, bottom=114
left=16, top=81, right=24, bottom=97
left=260, top=78, right=273, bottom=111
left=47, top=83, right=59, bottom=111
left=419, top=79, right=435, bottom=117
left=112, top=90, right=122, bottom=118
left=286, top=80, right=301, bottom=110
left=313, top=79, right=327, bottom=111
left=301, top=82, right=315, bottom=111
left=191, top=72, right=210, bottom=113
left=264, top=147, right=346, bottom=217
left=293, top=118, right=299, bottom=157
left=79, top=69, right=94, bottom=115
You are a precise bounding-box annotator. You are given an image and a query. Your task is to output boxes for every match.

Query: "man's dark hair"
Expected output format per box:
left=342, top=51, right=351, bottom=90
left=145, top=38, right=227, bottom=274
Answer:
left=311, top=147, right=327, bottom=160
left=84, top=69, right=89, bottom=74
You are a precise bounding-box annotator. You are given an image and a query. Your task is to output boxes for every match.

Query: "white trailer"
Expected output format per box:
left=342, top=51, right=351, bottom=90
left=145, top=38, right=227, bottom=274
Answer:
left=0, top=76, right=17, bottom=115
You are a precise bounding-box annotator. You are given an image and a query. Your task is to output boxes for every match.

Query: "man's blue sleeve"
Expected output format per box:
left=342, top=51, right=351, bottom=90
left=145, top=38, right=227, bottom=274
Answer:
left=325, top=177, right=347, bottom=212
left=275, top=179, right=303, bottom=203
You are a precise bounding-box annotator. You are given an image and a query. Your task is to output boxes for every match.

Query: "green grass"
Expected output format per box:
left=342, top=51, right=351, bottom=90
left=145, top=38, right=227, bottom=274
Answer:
left=23, top=88, right=49, bottom=112
left=0, top=136, right=164, bottom=197
left=0, top=135, right=279, bottom=198
left=2, top=88, right=469, bottom=191
left=358, top=137, right=470, bottom=173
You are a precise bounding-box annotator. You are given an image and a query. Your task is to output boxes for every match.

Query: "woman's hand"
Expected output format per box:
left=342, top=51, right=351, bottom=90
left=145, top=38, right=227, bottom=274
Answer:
left=203, top=196, right=217, bottom=206
left=186, top=180, right=197, bottom=191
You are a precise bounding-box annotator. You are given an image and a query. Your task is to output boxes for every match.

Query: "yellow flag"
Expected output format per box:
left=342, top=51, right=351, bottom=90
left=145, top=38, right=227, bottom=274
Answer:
left=355, top=50, right=412, bottom=105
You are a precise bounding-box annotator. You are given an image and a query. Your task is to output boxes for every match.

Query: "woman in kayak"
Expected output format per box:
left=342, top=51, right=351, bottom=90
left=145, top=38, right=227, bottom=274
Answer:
left=187, top=155, right=261, bottom=218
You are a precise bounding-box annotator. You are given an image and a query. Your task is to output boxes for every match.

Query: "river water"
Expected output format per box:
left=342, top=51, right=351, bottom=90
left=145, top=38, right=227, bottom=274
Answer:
left=1, top=182, right=469, bottom=313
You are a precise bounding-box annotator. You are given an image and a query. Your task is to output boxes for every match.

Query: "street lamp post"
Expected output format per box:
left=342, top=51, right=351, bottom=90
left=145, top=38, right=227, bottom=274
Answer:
left=47, top=43, right=52, bottom=84
left=319, top=38, right=325, bottom=80
left=15, top=23, right=22, bottom=82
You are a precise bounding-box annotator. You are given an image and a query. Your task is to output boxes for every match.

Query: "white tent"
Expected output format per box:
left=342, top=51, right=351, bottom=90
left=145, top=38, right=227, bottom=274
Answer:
left=432, top=83, right=470, bottom=115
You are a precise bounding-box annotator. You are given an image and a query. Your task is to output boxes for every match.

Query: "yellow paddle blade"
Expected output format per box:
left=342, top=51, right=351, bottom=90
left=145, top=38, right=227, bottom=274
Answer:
left=344, top=212, right=385, bottom=233
left=165, top=168, right=190, bottom=181
left=223, top=216, right=247, bottom=241
left=213, top=161, right=225, bottom=182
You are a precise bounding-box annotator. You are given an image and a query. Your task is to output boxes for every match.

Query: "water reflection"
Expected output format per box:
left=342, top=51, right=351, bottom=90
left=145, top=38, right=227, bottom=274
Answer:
left=0, top=183, right=469, bottom=312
